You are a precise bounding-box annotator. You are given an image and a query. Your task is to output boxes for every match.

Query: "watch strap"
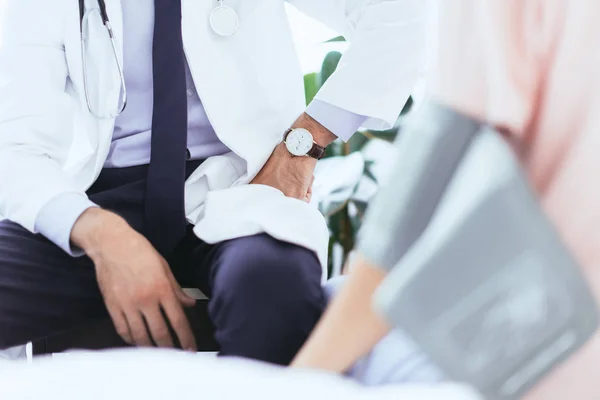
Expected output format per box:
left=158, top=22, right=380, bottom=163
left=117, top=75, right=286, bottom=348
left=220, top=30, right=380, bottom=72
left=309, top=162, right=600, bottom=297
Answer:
left=307, top=143, right=326, bottom=159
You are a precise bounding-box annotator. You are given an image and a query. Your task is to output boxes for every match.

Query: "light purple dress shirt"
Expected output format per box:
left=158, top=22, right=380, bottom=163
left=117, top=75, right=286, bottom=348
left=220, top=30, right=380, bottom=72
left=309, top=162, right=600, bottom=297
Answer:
left=35, top=1, right=366, bottom=256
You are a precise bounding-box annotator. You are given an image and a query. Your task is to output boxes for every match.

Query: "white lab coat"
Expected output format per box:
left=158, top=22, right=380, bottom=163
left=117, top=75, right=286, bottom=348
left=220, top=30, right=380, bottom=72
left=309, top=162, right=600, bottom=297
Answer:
left=0, top=0, right=431, bottom=276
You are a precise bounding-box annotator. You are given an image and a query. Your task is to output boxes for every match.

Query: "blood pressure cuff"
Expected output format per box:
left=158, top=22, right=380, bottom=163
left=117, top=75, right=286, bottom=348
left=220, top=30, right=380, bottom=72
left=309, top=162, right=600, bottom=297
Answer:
left=358, top=101, right=599, bottom=400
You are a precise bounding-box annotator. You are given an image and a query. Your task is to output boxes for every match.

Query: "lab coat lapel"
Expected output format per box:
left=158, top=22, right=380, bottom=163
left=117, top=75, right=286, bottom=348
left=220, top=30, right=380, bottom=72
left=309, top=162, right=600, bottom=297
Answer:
left=180, top=0, right=283, bottom=175
left=180, top=0, right=223, bottom=137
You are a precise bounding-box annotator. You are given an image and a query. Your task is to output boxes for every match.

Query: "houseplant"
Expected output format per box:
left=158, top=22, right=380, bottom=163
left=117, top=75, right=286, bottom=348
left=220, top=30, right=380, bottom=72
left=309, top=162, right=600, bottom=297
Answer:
left=306, top=50, right=414, bottom=276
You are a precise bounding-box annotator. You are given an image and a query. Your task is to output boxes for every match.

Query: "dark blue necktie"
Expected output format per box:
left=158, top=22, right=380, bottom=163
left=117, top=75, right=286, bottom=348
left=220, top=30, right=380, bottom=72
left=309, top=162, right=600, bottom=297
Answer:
left=145, top=0, right=188, bottom=255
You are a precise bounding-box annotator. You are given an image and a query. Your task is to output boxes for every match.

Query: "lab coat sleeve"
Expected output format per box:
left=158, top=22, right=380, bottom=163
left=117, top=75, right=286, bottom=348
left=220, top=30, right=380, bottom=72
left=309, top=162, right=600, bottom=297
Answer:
left=35, top=193, right=98, bottom=256
left=305, top=100, right=366, bottom=142
left=286, top=0, right=433, bottom=130
left=0, top=0, right=85, bottom=232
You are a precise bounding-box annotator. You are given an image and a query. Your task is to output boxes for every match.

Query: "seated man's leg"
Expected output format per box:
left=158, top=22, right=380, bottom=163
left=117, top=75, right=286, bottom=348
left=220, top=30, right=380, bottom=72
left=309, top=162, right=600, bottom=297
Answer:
left=0, top=220, right=107, bottom=350
left=204, top=234, right=325, bottom=365
left=324, top=277, right=444, bottom=385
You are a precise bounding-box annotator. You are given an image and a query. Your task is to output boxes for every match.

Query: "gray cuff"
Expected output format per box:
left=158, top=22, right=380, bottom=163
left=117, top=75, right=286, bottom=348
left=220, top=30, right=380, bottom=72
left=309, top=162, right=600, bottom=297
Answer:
left=356, top=101, right=481, bottom=271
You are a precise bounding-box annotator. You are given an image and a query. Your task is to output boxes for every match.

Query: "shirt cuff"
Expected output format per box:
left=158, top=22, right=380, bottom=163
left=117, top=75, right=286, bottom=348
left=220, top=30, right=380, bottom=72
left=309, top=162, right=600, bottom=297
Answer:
left=306, top=100, right=368, bottom=143
left=34, top=193, right=98, bottom=257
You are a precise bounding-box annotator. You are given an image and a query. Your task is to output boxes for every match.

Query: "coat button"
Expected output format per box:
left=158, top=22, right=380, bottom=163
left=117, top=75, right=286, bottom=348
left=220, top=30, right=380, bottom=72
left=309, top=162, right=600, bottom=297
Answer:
left=186, top=148, right=191, bottom=160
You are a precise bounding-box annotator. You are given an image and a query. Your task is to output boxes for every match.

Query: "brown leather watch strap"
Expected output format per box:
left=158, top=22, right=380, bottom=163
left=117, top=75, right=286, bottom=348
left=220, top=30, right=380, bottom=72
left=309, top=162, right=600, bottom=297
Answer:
left=307, top=143, right=326, bottom=159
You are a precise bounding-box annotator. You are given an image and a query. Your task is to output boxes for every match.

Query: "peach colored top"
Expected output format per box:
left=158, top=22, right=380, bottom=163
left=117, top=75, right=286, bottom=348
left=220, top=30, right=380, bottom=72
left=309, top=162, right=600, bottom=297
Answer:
left=431, top=1, right=600, bottom=398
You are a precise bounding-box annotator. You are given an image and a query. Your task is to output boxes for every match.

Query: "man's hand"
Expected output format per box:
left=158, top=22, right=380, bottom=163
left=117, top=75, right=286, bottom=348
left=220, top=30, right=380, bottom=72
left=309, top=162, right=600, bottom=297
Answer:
left=251, top=113, right=336, bottom=201
left=251, top=142, right=316, bottom=201
left=71, top=208, right=197, bottom=350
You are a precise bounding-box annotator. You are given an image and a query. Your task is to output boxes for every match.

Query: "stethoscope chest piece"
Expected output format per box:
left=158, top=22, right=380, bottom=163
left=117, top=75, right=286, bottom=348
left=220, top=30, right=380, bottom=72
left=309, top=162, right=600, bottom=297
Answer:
left=210, top=2, right=239, bottom=36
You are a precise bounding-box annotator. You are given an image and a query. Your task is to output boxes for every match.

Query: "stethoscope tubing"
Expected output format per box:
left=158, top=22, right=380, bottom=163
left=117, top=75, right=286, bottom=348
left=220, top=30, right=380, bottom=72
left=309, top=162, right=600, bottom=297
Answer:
left=78, top=0, right=239, bottom=118
left=79, top=0, right=128, bottom=119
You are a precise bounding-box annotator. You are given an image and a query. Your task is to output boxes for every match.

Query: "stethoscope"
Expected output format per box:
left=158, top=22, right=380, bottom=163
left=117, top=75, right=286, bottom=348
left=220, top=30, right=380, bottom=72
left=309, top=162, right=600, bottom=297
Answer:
left=78, top=0, right=239, bottom=119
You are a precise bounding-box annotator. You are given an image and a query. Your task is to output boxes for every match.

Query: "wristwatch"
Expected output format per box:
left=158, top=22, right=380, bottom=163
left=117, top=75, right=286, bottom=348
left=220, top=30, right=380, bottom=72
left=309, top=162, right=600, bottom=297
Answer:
left=283, top=128, right=326, bottom=159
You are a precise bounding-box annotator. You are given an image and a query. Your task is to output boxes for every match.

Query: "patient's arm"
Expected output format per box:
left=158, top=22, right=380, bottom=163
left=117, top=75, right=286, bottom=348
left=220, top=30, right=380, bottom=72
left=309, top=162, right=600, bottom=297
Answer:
left=292, top=101, right=482, bottom=372
left=291, top=256, right=389, bottom=372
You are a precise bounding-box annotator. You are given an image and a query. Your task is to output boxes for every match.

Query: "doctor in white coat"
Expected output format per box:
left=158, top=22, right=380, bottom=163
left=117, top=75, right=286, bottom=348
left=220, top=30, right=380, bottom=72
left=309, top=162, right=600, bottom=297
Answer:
left=0, top=0, right=430, bottom=363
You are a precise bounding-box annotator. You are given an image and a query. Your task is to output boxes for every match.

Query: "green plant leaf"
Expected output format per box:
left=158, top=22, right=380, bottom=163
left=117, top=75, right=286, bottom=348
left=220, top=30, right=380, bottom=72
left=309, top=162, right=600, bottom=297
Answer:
left=326, top=237, right=336, bottom=278
left=363, top=160, right=377, bottom=183
left=361, top=127, right=399, bottom=142
left=346, top=132, right=369, bottom=154
left=320, top=199, right=348, bottom=219
left=327, top=208, right=344, bottom=247
left=303, top=72, right=320, bottom=106
left=400, top=95, right=414, bottom=115
left=319, top=51, right=343, bottom=86
left=331, top=204, right=355, bottom=255
left=349, top=200, right=369, bottom=233
left=324, top=35, right=346, bottom=43
left=323, top=140, right=344, bottom=158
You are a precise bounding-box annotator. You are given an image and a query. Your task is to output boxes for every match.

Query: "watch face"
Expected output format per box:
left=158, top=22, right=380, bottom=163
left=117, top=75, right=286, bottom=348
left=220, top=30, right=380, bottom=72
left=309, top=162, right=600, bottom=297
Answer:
left=285, top=128, right=314, bottom=156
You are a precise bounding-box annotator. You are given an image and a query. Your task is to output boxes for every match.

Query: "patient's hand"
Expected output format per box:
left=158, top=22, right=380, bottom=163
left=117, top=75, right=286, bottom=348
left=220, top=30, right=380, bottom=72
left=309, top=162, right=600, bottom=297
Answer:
left=71, top=208, right=197, bottom=350
left=292, top=257, right=390, bottom=372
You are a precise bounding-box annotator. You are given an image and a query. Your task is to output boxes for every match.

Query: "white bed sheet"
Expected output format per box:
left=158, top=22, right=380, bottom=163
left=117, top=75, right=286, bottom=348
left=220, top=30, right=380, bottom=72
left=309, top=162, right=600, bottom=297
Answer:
left=0, top=349, right=480, bottom=400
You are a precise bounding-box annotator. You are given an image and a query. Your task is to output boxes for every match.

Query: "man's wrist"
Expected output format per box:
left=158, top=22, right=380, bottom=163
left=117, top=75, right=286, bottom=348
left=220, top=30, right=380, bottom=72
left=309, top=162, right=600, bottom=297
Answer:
left=276, top=141, right=317, bottom=170
left=291, top=113, right=337, bottom=147
left=70, top=208, right=125, bottom=258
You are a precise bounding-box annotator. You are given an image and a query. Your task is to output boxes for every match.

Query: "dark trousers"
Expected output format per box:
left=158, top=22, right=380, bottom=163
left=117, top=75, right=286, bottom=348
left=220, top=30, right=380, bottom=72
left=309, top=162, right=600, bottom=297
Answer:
left=0, top=162, right=324, bottom=365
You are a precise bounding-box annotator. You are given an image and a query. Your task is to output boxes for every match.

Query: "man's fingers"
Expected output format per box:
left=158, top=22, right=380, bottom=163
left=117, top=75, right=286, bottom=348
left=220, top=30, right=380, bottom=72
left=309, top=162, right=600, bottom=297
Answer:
left=142, top=306, right=175, bottom=348
left=305, top=176, right=314, bottom=203
left=177, top=289, right=197, bottom=308
left=124, top=308, right=153, bottom=347
left=107, top=305, right=133, bottom=344
left=165, top=266, right=196, bottom=308
left=162, top=297, right=197, bottom=351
